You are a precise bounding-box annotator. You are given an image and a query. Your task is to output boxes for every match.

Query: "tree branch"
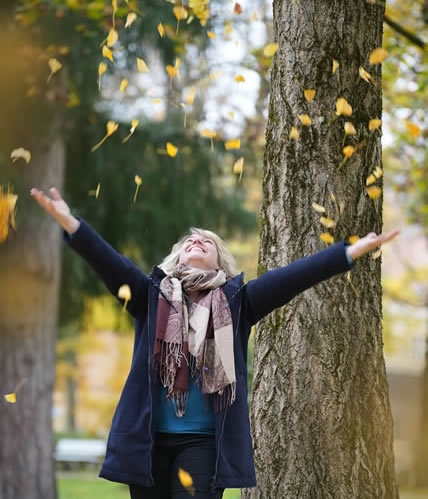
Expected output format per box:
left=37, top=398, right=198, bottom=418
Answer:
left=384, top=14, right=426, bottom=49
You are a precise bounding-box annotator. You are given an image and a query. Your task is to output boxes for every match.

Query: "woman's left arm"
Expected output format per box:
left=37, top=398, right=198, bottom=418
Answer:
left=244, top=230, right=400, bottom=325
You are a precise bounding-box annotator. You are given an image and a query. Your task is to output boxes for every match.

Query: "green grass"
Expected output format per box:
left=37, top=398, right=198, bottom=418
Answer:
left=399, top=488, right=428, bottom=499
left=56, top=472, right=241, bottom=498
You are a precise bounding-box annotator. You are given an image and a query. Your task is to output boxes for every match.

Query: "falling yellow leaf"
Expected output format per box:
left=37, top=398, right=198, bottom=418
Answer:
left=348, top=235, right=360, bottom=245
left=166, top=142, right=178, bottom=157
left=289, top=126, right=299, bottom=140
left=166, top=58, right=181, bottom=85
left=312, top=202, right=326, bottom=213
left=332, top=59, right=339, bottom=74
left=335, top=97, right=352, bottom=116
left=224, top=22, right=232, bottom=36
left=185, top=87, right=196, bottom=106
left=118, top=284, right=131, bottom=310
left=152, top=98, right=161, bottom=104
left=263, top=43, right=279, bottom=57
left=369, top=47, right=388, bottom=65
left=228, top=111, right=234, bottom=119
left=11, top=148, right=31, bottom=164
left=234, top=75, right=245, bottom=83
left=4, top=393, right=16, bottom=403
left=407, top=122, right=421, bottom=138
left=344, top=122, right=356, bottom=135
left=359, top=66, right=372, bottom=83
left=66, top=91, right=80, bottom=108
left=367, top=185, right=382, bottom=200
left=102, top=45, right=114, bottom=62
left=320, top=217, right=336, bottom=229
left=174, top=6, right=188, bottom=20
left=374, top=166, right=383, bottom=179
left=178, top=468, right=195, bottom=496
left=320, top=233, right=334, bottom=246
left=107, top=28, right=119, bottom=47
left=304, top=89, right=316, bottom=103
left=209, top=70, right=222, bottom=81
left=207, top=31, right=216, bottom=39
left=233, top=2, right=243, bottom=15
left=47, top=58, right=62, bottom=83
left=98, top=62, right=107, bottom=90
left=137, top=58, right=150, bottom=73
left=233, top=157, right=244, bottom=174
left=89, top=183, right=100, bottom=199
left=371, top=248, right=382, bottom=259
left=120, top=79, right=128, bottom=93
left=225, top=139, right=240, bottom=150
left=158, top=23, right=165, bottom=37
left=125, top=12, right=137, bottom=28
left=369, top=119, right=382, bottom=131
left=134, top=175, right=142, bottom=203
left=91, top=121, right=119, bottom=152
left=122, top=119, right=139, bottom=143
left=366, top=174, right=376, bottom=186
left=343, top=145, right=356, bottom=158
left=0, top=186, right=18, bottom=244
left=201, top=129, right=216, bottom=150
left=298, top=114, right=312, bottom=126
left=112, top=0, right=117, bottom=25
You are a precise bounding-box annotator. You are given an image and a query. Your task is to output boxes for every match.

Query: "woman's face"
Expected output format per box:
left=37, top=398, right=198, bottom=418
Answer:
left=178, top=234, right=219, bottom=271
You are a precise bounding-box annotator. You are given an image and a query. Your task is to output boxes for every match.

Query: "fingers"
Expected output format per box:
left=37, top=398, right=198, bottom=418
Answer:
left=30, top=188, right=55, bottom=214
left=49, top=187, right=62, bottom=201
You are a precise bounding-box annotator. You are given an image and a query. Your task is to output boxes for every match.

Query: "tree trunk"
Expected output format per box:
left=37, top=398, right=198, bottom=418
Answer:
left=244, top=1, right=398, bottom=498
left=415, top=334, right=428, bottom=486
left=0, top=8, right=65, bottom=496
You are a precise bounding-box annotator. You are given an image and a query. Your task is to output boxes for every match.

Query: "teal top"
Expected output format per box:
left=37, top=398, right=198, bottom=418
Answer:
left=155, top=376, right=216, bottom=435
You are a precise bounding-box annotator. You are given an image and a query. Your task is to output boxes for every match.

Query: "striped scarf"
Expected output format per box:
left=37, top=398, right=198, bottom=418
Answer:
left=154, top=264, right=236, bottom=417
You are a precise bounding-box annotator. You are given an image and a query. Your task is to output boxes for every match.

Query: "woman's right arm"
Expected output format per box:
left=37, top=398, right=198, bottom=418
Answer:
left=31, top=187, right=149, bottom=319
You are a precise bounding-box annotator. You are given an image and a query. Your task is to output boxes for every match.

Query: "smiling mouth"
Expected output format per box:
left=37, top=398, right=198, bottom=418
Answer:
left=187, top=246, right=205, bottom=253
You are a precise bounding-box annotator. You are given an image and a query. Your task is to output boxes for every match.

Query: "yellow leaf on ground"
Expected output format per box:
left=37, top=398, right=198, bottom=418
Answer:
left=225, top=139, right=240, bottom=150
left=263, top=43, right=279, bottom=57
left=369, top=47, right=388, bottom=65
left=166, top=142, right=178, bottom=157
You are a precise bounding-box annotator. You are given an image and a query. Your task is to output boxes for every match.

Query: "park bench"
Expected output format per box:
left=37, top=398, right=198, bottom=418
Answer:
left=54, top=438, right=107, bottom=470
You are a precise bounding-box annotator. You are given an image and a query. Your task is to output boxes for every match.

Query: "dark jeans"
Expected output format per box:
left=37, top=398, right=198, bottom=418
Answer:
left=129, top=432, right=224, bottom=499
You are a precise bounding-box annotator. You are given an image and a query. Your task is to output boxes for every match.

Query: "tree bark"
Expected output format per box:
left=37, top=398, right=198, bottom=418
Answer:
left=0, top=8, right=65, bottom=497
left=243, top=1, right=398, bottom=498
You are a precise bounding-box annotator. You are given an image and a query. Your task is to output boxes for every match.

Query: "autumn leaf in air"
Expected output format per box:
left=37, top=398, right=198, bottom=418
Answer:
left=4, top=393, right=16, bottom=403
left=348, top=235, right=360, bottom=245
left=173, top=6, right=188, bottom=34
left=89, top=183, right=100, bottom=199
left=137, top=58, right=149, bottom=73
left=289, top=127, right=299, bottom=140
left=368, top=119, right=382, bottom=131
left=320, top=233, right=334, bottom=246
left=320, top=217, right=336, bottom=229
left=102, top=45, right=114, bottom=62
left=207, top=31, right=216, bottom=39
left=107, top=28, right=119, bottom=47
left=234, top=75, right=245, bottom=83
left=369, top=48, right=388, bottom=65
left=298, top=114, right=312, bottom=126
left=158, top=23, right=165, bottom=37
left=125, top=13, right=137, bottom=28
left=335, top=97, right=352, bottom=117
left=47, top=58, right=62, bottom=83
left=178, top=468, right=195, bottom=496
left=166, top=142, right=178, bottom=157
left=225, top=139, right=240, bottom=150
left=98, top=62, right=107, bottom=90
left=263, top=43, right=279, bottom=57
left=371, top=249, right=382, bottom=260
left=304, top=89, right=316, bottom=103
left=0, top=186, right=18, bottom=244
left=166, top=58, right=181, bottom=86
left=134, top=175, right=142, bottom=203
left=367, top=186, right=382, bottom=200
left=201, top=129, right=216, bottom=150
left=185, top=87, right=196, bottom=106
left=374, top=166, right=382, bottom=179
left=332, top=59, right=339, bottom=74
left=91, top=121, right=119, bottom=152
left=343, top=145, right=355, bottom=158
left=366, top=174, right=376, bottom=186
left=233, top=157, right=244, bottom=182
left=120, top=79, right=128, bottom=93
left=122, top=120, right=139, bottom=143
left=359, top=66, right=372, bottom=83
left=118, top=284, right=131, bottom=310
left=233, top=3, right=243, bottom=15
left=11, top=148, right=31, bottom=164
left=344, top=122, right=356, bottom=136
left=312, top=202, right=325, bottom=213
left=407, top=122, right=421, bottom=138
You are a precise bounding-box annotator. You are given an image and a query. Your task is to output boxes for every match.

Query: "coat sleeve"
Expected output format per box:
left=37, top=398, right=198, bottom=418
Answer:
left=63, top=216, right=149, bottom=319
left=244, top=241, right=354, bottom=325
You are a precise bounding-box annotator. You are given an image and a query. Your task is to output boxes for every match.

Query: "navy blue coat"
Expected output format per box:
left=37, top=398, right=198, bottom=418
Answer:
left=64, top=218, right=353, bottom=489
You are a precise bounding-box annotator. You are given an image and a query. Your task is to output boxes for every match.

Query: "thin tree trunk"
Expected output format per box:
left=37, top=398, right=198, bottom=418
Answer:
left=415, top=334, right=428, bottom=485
left=244, top=1, right=398, bottom=498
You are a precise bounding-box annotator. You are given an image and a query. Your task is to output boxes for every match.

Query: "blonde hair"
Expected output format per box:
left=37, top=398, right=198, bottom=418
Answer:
left=158, top=228, right=240, bottom=279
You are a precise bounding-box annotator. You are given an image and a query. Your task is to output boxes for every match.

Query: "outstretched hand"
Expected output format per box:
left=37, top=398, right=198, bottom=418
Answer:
left=347, top=230, right=400, bottom=260
left=30, top=187, right=80, bottom=234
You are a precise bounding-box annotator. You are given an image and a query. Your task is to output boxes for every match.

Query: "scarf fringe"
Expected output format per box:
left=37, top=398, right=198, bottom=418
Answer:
left=155, top=340, right=187, bottom=390
left=211, top=382, right=236, bottom=413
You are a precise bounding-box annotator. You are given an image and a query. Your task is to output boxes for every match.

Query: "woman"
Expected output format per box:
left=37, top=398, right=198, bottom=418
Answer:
left=31, top=187, right=399, bottom=499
